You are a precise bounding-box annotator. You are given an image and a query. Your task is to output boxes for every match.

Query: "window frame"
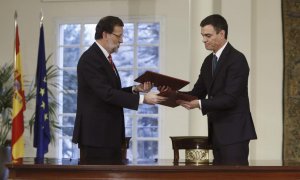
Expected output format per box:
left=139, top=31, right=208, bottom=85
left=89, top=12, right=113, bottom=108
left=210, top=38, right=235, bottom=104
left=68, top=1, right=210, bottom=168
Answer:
left=55, top=16, right=165, bottom=160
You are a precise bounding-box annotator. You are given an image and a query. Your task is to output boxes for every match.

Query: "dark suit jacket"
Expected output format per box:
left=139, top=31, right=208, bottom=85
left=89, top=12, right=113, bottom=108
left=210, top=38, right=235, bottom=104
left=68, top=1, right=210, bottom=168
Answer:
left=72, top=42, right=139, bottom=148
left=188, top=43, right=257, bottom=147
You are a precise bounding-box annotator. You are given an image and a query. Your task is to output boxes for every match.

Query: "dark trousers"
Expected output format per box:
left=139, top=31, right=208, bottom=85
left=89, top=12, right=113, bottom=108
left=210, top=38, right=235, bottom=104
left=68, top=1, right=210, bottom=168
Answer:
left=212, top=140, right=250, bottom=165
left=79, top=145, right=123, bottom=165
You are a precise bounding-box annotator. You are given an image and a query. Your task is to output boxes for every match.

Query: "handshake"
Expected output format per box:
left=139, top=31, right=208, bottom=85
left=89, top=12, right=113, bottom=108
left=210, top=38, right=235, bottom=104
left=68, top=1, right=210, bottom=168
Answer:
left=133, top=71, right=198, bottom=109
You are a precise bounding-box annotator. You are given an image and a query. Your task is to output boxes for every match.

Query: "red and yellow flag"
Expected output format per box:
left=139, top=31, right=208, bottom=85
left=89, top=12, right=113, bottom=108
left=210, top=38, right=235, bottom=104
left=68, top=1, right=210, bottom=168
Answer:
left=11, top=15, right=26, bottom=161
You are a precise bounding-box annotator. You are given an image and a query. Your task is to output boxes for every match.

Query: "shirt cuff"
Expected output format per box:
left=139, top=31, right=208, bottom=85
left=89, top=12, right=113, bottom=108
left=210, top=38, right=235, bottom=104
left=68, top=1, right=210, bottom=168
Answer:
left=139, top=95, right=144, bottom=104
left=198, top=100, right=202, bottom=109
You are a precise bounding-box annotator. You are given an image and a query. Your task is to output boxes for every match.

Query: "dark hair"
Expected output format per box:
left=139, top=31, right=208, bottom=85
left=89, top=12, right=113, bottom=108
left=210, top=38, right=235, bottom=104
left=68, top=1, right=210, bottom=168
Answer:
left=94, top=16, right=124, bottom=40
left=200, top=14, right=228, bottom=39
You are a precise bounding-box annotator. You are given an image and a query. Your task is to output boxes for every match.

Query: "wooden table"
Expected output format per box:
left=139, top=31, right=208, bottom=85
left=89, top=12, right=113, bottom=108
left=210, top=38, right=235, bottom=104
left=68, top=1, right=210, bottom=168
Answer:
left=6, top=158, right=300, bottom=180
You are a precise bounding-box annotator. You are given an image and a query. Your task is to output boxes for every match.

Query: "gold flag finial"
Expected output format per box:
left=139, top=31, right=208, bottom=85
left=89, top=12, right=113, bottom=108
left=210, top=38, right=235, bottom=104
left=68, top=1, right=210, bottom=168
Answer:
left=40, top=8, right=44, bottom=26
left=14, top=10, right=18, bottom=27
left=14, top=10, right=18, bottom=20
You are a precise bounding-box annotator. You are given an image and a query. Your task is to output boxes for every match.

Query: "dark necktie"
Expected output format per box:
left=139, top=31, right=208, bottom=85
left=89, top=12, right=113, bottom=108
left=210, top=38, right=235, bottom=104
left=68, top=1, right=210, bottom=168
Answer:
left=212, top=54, right=218, bottom=76
left=108, top=54, right=116, bottom=71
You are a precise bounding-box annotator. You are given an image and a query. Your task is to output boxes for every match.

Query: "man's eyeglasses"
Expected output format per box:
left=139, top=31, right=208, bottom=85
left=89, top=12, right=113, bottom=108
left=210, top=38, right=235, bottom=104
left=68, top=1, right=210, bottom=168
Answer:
left=111, top=33, right=123, bottom=39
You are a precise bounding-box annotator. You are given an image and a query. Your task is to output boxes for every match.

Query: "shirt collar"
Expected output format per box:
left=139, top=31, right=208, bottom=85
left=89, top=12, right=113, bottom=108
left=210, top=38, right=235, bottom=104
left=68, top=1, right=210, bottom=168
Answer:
left=214, top=41, right=228, bottom=60
left=95, top=41, right=110, bottom=60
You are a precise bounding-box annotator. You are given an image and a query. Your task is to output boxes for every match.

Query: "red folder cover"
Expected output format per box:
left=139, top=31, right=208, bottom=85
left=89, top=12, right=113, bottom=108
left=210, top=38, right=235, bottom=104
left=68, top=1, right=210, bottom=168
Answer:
left=134, top=71, right=189, bottom=90
left=158, top=90, right=198, bottom=107
left=135, top=71, right=197, bottom=107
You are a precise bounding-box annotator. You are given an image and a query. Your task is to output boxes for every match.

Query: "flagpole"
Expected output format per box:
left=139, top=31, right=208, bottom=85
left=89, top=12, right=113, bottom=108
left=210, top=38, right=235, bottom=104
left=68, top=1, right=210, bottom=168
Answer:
left=34, top=8, right=51, bottom=163
left=12, top=10, right=25, bottom=162
left=14, top=11, right=17, bottom=70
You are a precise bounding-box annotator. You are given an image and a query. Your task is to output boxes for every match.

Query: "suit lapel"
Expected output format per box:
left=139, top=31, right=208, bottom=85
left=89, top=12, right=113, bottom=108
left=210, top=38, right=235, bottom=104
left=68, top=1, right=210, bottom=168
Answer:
left=208, top=43, right=232, bottom=92
left=113, top=66, right=121, bottom=88
left=92, top=43, right=121, bottom=88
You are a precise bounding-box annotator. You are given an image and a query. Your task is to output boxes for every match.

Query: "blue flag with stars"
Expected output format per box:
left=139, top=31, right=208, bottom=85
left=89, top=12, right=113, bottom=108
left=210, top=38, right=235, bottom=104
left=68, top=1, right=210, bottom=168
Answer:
left=33, top=24, right=51, bottom=160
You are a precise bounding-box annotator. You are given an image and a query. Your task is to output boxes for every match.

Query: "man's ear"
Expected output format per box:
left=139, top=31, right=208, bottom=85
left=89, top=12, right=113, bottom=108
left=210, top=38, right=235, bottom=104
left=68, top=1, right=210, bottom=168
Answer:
left=102, top=31, right=108, bottom=39
left=219, top=30, right=225, bottom=38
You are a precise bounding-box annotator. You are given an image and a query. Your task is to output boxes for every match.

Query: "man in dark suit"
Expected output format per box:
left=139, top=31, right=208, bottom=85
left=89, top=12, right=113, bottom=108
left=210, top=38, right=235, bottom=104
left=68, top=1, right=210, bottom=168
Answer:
left=176, top=14, right=257, bottom=165
left=72, top=16, right=166, bottom=164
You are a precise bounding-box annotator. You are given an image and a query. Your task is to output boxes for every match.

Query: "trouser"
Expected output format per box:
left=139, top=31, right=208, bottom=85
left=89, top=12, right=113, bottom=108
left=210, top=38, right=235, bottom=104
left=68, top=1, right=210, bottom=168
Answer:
left=212, top=140, right=250, bottom=165
left=79, top=145, right=123, bottom=165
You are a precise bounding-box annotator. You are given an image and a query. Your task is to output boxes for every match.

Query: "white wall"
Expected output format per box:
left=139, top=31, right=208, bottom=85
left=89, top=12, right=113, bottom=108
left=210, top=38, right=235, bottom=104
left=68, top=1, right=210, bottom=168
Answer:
left=251, top=0, right=283, bottom=160
left=0, top=0, right=283, bottom=161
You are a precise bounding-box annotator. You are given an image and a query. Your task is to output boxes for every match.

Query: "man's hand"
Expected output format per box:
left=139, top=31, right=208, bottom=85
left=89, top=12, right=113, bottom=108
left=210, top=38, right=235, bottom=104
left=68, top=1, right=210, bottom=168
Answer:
left=144, top=92, right=167, bottom=105
left=157, top=85, right=170, bottom=93
left=135, top=81, right=153, bottom=93
left=176, top=99, right=200, bottom=110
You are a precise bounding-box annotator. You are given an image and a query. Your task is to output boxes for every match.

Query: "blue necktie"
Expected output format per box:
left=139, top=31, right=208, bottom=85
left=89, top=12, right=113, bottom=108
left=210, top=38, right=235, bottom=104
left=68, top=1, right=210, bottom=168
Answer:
left=212, top=54, right=218, bottom=76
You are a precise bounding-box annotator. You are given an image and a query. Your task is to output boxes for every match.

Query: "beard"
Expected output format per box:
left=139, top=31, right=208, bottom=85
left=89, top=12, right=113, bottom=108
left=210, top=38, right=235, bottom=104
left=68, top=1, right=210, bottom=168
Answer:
left=112, top=46, right=119, bottom=53
left=108, top=40, right=120, bottom=54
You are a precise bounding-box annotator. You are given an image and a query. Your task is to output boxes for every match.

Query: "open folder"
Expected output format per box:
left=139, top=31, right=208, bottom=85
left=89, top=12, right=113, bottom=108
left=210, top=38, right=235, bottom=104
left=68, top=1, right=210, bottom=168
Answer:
left=134, top=71, right=197, bottom=107
left=157, top=89, right=198, bottom=107
left=134, top=71, right=189, bottom=90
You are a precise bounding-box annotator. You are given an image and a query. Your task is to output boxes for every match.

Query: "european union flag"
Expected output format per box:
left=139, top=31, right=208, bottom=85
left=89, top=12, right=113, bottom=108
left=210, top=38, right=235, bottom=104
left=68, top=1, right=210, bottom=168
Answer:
left=33, top=24, right=51, bottom=160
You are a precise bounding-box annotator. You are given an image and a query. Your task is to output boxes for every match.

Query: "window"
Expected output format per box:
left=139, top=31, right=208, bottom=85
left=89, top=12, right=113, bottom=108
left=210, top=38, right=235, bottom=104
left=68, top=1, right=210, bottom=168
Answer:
left=57, top=18, right=161, bottom=161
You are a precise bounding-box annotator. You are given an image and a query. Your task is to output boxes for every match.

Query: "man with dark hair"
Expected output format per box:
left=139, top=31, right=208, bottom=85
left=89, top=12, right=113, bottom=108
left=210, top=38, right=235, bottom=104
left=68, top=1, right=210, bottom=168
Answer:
left=72, top=16, right=166, bottom=164
left=176, top=14, right=257, bottom=165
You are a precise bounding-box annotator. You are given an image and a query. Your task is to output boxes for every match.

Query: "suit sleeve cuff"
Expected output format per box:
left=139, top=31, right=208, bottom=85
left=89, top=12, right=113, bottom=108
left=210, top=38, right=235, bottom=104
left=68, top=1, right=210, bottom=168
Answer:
left=139, top=95, right=144, bottom=104
left=132, top=85, right=138, bottom=94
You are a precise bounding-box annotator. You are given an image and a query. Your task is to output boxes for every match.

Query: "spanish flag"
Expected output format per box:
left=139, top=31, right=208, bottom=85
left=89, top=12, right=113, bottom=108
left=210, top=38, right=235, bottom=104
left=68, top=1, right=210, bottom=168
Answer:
left=12, top=11, right=26, bottom=161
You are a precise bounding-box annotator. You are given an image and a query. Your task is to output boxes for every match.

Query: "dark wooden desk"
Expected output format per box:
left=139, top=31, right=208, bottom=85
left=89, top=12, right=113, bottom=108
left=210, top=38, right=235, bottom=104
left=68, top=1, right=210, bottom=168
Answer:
left=6, top=158, right=300, bottom=180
